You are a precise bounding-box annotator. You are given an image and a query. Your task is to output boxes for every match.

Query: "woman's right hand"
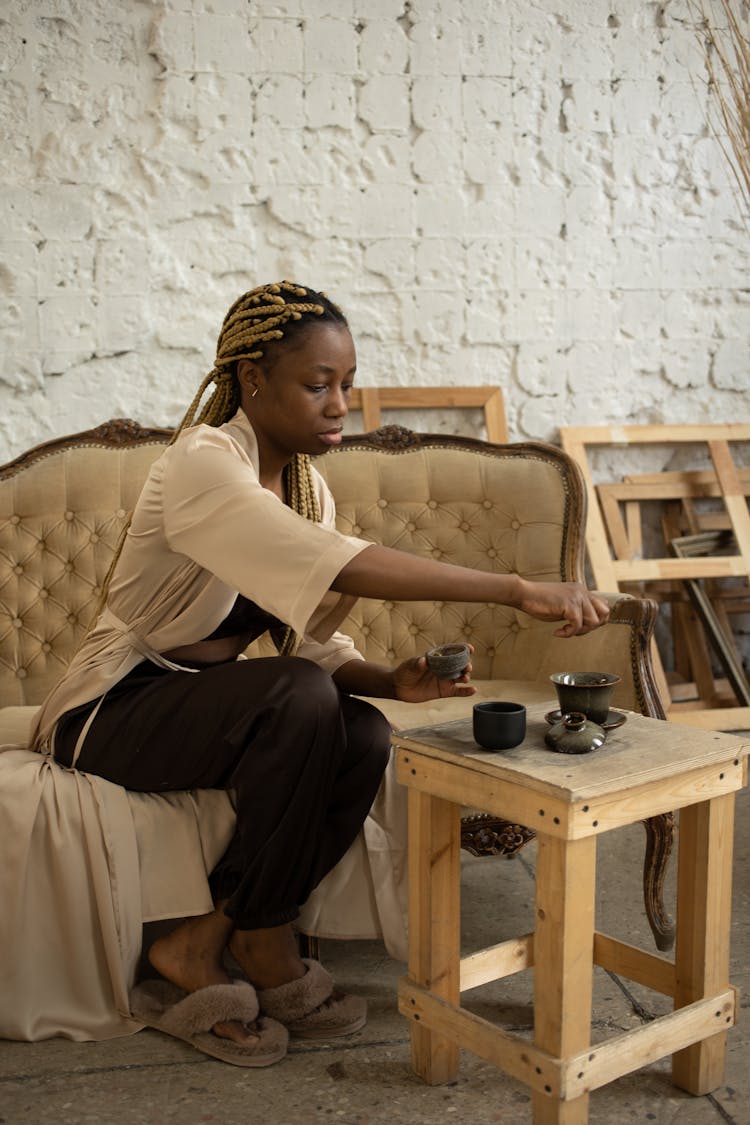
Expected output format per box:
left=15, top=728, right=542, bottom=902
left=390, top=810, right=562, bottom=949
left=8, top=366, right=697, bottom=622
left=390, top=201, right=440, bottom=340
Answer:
left=333, top=545, right=611, bottom=637
left=514, top=578, right=610, bottom=638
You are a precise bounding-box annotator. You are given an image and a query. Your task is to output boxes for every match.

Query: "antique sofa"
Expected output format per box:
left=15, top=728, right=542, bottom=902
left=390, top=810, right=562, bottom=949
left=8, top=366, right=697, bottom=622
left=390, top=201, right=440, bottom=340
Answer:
left=0, top=419, right=671, bottom=1043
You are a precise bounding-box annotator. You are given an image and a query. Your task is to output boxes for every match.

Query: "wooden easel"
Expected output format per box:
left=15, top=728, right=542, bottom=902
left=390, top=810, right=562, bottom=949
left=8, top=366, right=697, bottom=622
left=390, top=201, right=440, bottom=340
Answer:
left=349, top=386, right=508, bottom=444
left=559, top=424, right=750, bottom=730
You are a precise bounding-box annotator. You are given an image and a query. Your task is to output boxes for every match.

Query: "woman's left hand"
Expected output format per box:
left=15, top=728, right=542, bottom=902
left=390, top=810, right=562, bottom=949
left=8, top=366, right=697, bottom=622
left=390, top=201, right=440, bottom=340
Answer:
left=392, top=649, right=476, bottom=703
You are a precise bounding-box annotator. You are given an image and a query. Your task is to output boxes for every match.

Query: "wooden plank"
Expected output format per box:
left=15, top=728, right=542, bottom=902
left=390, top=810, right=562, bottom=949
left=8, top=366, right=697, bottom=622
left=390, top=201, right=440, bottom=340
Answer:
left=560, top=425, right=750, bottom=728
left=669, top=693, right=736, bottom=709
left=358, top=387, right=381, bottom=431
left=563, top=990, right=735, bottom=1100
left=401, top=742, right=743, bottom=842
left=678, top=497, right=701, bottom=535
left=399, top=978, right=562, bottom=1097
left=695, top=513, right=733, bottom=530
left=483, top=388, right=508, bottom=444
left=563, top=759, right=744, bottom=838
left=670, top=603, right=695, bottom=684
left=559, top=435, right=619, bottom=592
left=660, top=502, right=704, bottom=692
left=560, top=424, right=750, bottom=445
left=708, top=439, right=750, bottom=575
left=460, top=934, right=534, bottom=992
left=661, top=497, right=719, bottom=706
left=560, top=434, right=670, bottom=711
left=612, top=557, right=747, bottom=581
left=677, top=605, right=719, bottom=705
left=396, top=748, right=574, bottom=838
left=592, top=932, right=676, bottom=996
left=713, top=598, right=742, bottom=658
left=395, top=712, right=749, bottom=809
left=717, top=588, right=750, bottom=612
left=667, top=680, right=704, bottom=702
left=597, top=486, right=633, bottom=559
left=376, top=386, right=498, bottom=409
left=624, top=467, right=750, bottom=490
left=667, top=705, right=750, bottom=730
left=672, top=793, right=736, bottom=1095
left=532, top=833, right=596, bottom=1122
left=406, top=789, right=461, bottom=1085
left=603, top=477, right=750, bottom=501
left=349, top=386, right=509, bottom=443
left=670, top=530, right=750, bottom=709
left=625, top=500, right=643, bottom=559
left=402, top=964, right=734, bottom=1106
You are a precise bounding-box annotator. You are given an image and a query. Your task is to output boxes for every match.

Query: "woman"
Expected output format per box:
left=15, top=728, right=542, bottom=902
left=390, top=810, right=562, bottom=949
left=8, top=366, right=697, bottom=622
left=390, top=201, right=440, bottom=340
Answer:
left=31, top=281, right=609, bottom=1067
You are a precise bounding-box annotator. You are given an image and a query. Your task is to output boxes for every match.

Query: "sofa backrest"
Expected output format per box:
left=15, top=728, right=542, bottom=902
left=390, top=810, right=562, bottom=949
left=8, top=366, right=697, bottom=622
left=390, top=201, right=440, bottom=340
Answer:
left=0, top=421, right=586, bottom=707
left=314, top=427, right=586, bottom=680
left=0, top=421, right=174, bottom=706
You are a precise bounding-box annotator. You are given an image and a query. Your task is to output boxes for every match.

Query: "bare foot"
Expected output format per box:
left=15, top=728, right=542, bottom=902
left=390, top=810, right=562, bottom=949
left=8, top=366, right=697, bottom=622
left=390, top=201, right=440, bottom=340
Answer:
left=148, top=911, right=257, bottom=1047
left=230, top=927, right=353, bottom=1027
left=229, top=923, right=307, bottom=991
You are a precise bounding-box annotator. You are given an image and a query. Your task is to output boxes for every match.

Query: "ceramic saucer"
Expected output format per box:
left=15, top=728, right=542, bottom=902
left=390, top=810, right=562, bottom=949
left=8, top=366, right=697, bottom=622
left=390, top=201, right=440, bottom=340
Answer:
left=544, top=708, right=627, bottom=731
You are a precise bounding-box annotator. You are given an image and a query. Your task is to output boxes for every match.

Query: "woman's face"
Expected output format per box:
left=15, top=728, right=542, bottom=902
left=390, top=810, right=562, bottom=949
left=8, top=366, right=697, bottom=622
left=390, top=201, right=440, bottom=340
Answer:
left=238, top=322, right=356, bottom=459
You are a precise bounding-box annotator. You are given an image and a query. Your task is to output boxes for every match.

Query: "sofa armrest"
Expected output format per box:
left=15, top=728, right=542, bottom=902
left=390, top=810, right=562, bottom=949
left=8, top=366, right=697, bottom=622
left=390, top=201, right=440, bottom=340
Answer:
left=536, top=595, right=665, bottom=718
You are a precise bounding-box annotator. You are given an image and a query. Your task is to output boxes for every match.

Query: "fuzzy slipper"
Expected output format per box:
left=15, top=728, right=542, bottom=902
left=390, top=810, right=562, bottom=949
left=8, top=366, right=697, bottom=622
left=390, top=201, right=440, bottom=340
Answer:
left=256, top=958, right=366, bottom=1040
left=129, top=979, right=288, bottom=1067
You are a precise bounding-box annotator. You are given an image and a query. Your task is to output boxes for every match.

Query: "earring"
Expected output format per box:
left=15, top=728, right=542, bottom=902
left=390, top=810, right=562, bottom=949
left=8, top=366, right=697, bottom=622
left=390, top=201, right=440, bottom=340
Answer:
left=251, top=386, right=259, bottom=398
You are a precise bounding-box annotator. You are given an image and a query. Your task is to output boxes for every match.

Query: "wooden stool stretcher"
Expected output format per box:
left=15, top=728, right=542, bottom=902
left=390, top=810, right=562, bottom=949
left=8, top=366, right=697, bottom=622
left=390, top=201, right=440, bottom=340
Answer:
left=394, top=704, right=747, bottom=1124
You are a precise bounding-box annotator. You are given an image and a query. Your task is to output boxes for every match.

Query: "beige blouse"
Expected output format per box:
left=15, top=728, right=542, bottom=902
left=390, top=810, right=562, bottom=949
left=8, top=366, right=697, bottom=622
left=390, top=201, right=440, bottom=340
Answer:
left=31, top=408, right=372, bottom=755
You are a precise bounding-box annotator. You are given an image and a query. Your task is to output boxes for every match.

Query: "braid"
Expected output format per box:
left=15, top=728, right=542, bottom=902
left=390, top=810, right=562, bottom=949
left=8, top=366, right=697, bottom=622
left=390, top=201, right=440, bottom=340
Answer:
left=173, top=281, right=346, bottom=438
left=92, top=282, right=344, bottom=655
left=276, top=452, right=322, bottom=656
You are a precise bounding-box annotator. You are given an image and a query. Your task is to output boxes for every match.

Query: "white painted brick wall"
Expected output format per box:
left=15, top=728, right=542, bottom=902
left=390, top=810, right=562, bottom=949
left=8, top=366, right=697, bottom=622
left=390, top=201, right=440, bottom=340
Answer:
left=0, top=0, right=747, bottom=466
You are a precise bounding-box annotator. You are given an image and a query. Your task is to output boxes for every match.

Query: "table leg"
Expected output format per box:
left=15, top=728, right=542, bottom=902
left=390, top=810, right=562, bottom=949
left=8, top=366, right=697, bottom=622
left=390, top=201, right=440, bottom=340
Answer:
left=532, top=834, right=597, bottom=1125
left=407, top=788, right=461, bottom=1085
left=672, top=792, right=736, bottom=1095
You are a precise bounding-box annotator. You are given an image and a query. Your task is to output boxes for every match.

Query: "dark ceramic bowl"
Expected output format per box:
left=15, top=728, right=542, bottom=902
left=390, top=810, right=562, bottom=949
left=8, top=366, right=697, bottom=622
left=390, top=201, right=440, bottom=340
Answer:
left=425, top=643, right=471, bottom=680
left=550, top=671, right=621, bottom=725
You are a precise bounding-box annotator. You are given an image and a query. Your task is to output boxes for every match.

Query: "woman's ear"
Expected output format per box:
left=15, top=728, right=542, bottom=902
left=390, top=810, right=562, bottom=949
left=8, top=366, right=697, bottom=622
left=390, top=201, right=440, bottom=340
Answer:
left=237, top=359, right=263, bottom=399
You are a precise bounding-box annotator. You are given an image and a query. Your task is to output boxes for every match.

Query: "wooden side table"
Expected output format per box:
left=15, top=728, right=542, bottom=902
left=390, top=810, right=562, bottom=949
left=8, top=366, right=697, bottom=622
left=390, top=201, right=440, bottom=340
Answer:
left=393, top=703, right=748, bottom=1125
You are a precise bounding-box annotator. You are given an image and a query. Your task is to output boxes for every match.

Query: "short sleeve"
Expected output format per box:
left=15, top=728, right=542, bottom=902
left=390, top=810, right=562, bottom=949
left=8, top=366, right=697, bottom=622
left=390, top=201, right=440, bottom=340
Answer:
left=161, top=427, right=371, bottom=640
left=296, top=629, right=364, bottom=674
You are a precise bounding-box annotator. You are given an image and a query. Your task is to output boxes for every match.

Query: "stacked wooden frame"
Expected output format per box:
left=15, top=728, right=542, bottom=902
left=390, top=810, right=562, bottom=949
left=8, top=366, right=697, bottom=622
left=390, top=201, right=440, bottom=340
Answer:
left=349, top=386, right=508, bottom=444
left=560, top=424, right=750, bottom=731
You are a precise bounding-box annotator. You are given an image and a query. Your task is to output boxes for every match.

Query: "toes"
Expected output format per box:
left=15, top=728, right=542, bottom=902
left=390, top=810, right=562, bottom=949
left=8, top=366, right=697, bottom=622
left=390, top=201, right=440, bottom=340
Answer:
left=213, top=1019, right=259, bottom=1045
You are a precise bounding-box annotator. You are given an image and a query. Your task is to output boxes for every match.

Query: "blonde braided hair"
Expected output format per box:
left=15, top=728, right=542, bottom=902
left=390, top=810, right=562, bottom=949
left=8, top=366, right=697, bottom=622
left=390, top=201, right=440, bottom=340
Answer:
left=96, top=281, right=348, bottom=656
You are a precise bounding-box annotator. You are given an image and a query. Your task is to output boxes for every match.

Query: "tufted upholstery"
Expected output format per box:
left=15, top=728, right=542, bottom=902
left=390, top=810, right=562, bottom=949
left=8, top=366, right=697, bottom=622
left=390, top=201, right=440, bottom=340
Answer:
left=316, top=439, right=582, bottom=681
left=0, top=421, right=663, bottom=717
left=0, top=433, right=171, bottom=706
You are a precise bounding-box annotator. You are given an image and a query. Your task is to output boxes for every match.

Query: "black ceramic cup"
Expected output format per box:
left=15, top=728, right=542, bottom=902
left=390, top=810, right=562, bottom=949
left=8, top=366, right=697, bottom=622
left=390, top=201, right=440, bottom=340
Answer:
left=472, top=701, right=526, bottom=751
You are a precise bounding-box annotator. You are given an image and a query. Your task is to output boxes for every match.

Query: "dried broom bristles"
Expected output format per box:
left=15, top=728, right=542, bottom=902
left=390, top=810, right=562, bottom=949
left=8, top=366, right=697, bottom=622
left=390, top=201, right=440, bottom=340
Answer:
left=694, top=1, right=750, bottom=218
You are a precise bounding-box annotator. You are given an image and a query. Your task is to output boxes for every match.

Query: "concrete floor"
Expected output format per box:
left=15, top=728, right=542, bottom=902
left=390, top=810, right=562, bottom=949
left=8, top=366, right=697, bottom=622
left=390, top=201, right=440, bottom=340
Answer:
left=1, top=787, right=748, bottom=1125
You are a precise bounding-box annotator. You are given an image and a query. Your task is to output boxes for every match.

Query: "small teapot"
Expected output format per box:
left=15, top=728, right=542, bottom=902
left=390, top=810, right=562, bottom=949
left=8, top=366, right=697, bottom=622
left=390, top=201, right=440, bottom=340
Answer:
left=544, top=711, right=606, bottom=755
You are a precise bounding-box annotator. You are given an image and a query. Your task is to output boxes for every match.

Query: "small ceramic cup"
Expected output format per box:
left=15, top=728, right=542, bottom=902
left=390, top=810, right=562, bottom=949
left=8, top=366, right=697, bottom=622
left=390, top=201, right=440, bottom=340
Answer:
left=425, top=643, right=471, bottom=681
left=550, top=671, right=621, bottom=725
left=472, top=701, right=526, bottom=751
